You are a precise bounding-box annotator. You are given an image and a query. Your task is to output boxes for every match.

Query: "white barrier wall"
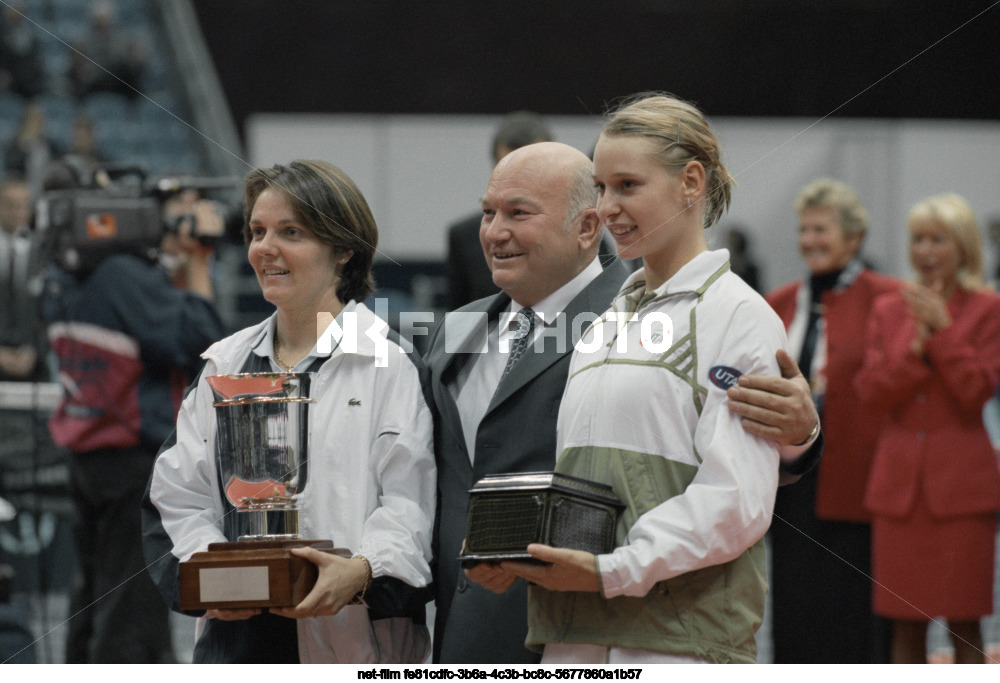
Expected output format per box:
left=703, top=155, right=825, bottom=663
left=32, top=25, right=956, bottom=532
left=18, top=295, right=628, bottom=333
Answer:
left=247, top=114, right=1000, bottom=292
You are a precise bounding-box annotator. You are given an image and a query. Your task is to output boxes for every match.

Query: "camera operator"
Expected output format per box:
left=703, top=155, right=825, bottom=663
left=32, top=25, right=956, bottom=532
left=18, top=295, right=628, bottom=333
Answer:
left=40, top=161, right=227, bottom=663
left=159, top=188, right=224, bottom=295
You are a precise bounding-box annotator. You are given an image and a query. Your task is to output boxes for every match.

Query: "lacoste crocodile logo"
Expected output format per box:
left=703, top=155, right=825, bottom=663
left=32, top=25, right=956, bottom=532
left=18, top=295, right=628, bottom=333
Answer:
left=348, top=398, right=361, bottom=406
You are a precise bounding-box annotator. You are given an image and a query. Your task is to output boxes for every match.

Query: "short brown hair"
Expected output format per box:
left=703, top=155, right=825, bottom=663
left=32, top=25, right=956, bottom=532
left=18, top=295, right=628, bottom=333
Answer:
left=243, top=160, right=377, bottom=303
left=492, top=111, right=552, bottom=162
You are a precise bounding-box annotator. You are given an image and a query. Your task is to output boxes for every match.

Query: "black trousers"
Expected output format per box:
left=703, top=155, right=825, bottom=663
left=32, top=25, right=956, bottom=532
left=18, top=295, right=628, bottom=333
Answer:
left=66, top=447, right=174, bottom=663
left=769, top=467, right=891, bottom=663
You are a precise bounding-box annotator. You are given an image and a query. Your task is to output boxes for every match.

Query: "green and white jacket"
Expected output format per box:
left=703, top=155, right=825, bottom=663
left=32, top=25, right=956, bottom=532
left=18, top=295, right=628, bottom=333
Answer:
left=527, top=249, right=785, bottom=663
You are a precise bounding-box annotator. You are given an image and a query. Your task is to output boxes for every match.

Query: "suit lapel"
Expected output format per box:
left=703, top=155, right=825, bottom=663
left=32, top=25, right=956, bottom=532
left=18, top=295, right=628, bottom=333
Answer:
left=488, top=312, right=569, bottom=408
left=428, top=294, right=510, bottom=462
left=487, top=260, right=627, bottom=411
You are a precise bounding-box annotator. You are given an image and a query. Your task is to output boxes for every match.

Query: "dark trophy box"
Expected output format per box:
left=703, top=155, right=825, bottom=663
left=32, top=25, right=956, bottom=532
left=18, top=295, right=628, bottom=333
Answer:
left=460, top=471, right=624, bottom=566
left=178, top=539, right=350, bottom=611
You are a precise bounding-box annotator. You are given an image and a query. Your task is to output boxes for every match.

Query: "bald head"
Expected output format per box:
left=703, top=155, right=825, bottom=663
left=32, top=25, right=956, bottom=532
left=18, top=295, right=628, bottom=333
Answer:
left=491, top=142, right=598, bottom=233
left=494, top=141, right=589, bottom=192
left=479, top=142, right=603, bottom=307
left=496, top=140, right=588, bottom=170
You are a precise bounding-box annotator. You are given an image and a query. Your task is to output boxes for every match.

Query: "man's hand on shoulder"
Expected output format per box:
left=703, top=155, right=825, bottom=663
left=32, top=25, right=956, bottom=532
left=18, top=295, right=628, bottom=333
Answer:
left=727, top=348, right=819, bottom=448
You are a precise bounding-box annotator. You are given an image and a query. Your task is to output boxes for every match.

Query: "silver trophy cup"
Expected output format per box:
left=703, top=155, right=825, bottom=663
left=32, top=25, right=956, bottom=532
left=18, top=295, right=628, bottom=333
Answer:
left=206, top=372, right=314, bottom=540
left=178, top=372, right=349, bottom=610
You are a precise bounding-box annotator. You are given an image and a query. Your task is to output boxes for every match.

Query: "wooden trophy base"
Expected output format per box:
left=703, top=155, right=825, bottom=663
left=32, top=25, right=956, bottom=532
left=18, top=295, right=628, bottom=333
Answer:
left=178, top=539, right=349, bottom=611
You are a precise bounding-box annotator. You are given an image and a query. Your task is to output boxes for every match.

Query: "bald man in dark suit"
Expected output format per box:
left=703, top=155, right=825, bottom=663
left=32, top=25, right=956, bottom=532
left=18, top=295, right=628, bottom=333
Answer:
left=426, top=142, right=821, bottom=663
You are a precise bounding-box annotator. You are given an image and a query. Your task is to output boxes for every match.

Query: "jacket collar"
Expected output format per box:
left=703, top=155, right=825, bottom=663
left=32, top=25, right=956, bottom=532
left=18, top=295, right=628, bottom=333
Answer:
left=614, top=249, right=731, bottom=313
left=205, top=300, right=388, bottom=367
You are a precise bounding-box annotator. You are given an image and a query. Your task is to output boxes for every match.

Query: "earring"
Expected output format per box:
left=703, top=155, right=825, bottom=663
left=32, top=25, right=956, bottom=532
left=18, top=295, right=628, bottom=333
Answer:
left=686, top=196, right=693, bottom=208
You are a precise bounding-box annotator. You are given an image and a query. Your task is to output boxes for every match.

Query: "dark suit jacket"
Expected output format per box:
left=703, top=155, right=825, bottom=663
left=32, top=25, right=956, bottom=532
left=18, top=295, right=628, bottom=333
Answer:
left=424, top=259, right=629, bottom=664
left=446, top=213, right=498, bottom=311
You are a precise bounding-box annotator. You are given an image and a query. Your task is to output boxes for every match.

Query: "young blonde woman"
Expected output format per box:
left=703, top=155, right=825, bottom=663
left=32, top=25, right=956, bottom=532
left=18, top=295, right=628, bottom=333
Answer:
left=470, top=93, right=788, bottom=664
left=855, top=194, right=1000, bottom=664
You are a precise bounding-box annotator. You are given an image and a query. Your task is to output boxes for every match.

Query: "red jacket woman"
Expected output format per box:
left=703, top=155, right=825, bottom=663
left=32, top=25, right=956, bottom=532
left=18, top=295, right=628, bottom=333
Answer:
left=765, top=178, right=900, bottom=663
left=855, top=193, right=1000, bottom=664
left=768, top=268, right=899, bottom=522
left=857, top=288, right=1000, bottom=519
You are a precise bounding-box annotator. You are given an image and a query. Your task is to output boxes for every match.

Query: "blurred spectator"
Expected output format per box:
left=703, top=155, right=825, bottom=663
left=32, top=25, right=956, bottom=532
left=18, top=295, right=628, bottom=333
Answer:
left=68, top=1, right=147, bottom=100
left=63, top=114, right=104, bottom=170
left=765, top=178, right=900, bottom=663
left=0, top=1, right=46, bottom=99
left=445, top=111, right=552, bottom=310
left=725, top=224, right=762, bottom=292
left=0, top=175, right=52, bottom=550
left=3, top=104, right=60, bottom=197
left=0, top=175, right=47, bottom=384
left=855, top=193, right=1000, bottom=664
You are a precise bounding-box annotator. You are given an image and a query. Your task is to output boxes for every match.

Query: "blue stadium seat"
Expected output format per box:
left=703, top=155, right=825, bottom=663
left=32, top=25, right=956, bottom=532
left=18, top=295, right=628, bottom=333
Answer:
left=0, top=92, right=27, bottom=122
left=82, top=91, right=131, bottom=122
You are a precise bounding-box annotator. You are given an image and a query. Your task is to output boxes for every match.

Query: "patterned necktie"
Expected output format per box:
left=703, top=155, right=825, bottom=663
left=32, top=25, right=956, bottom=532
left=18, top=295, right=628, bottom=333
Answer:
left=502, top=307, right=535, bottom=377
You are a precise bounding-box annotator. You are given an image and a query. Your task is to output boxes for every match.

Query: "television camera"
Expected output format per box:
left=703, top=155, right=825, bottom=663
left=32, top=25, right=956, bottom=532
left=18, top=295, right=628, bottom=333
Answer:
left=35, top=165, right=242, bottom=273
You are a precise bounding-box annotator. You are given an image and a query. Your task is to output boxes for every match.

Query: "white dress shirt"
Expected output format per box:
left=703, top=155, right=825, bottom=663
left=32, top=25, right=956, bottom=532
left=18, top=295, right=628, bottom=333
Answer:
left=449, top=256, right=604, bottom=464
